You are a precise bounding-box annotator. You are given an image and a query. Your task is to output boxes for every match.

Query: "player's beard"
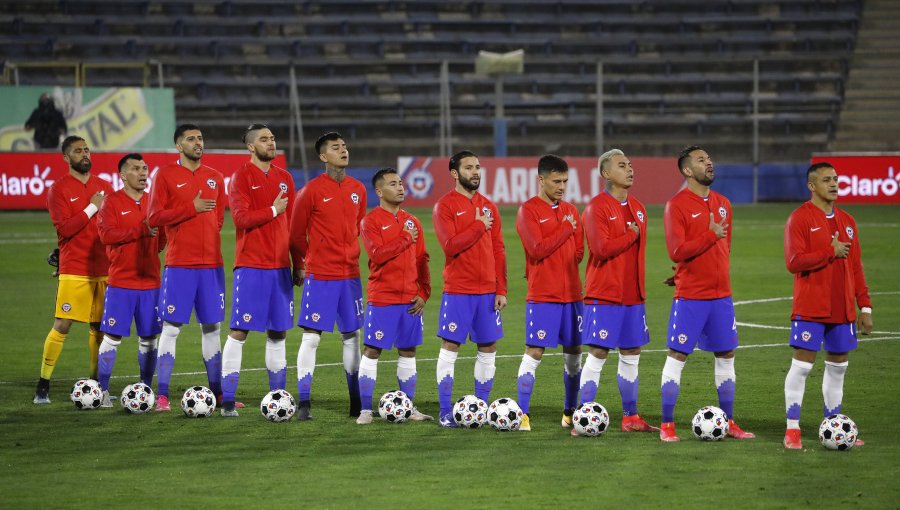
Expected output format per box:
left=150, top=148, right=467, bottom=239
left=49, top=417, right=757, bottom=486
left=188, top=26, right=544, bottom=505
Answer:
left=256, top=149, right=276, bottom=162
left=71, top=158, right=91, bottom=174
left=458, top=173, right=480, bottom=192
left=694, top=169, right=714, bottom=186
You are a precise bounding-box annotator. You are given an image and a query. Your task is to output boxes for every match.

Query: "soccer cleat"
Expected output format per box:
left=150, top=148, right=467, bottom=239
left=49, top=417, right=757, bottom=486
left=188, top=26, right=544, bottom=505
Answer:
left=659, top=422, right=680, bottom=442
left=409, top=407, right=434, bottom=421
left=622, top=414, right=660, bottom=432
left=220, top=403, right=239, bottom=417
left=783, top=428, right=802, bottom=449
left=561, top=409, right=574, bottom=428
left=438, top=413, right=459, bottom=428
left=296, top=400, right=314, bottom=421
left=100, top=390, right=113, bottom=408
left=155, top=395, right=171, bottom=412
left=356, top=410, right=374, bottom=425
left=33, top=378, right=51, bottom=405
left=854, top=439, right=865, bottom=447
left=519, top=414, right=531, bottom=432
left=216, top=395, right=244, bottom=409
left=727, top=420, right=756, bottom=439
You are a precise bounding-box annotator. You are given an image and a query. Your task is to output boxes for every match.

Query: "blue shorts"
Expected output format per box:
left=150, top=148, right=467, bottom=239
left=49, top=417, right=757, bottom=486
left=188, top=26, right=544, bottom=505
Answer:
left=297, top=276, right=363, bottom=333
left=100, top=286, right=162, bottom=338
left=790, top=319, right=857, bottom=353
left=364, top=303, right=424, bottom=350
left=583, top=303, right=650, bottom=349
left=667, top=297, right=738, bottom=354
left=437, top=293, right=503, bottom=345
left=230, top=267, right=294, bottom=333
left=159, top=267, right=225, bottom=324
left=525, top=301, right=583, bottom=348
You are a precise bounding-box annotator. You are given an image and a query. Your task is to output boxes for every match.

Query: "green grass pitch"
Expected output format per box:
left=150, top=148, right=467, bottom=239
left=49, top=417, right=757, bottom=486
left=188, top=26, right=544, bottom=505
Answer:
left=1, top=203, right=898, bottom=508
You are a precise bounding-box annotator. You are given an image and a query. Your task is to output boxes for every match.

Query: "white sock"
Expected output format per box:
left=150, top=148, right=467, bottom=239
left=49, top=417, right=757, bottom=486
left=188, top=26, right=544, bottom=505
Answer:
left=265, top=337, right=287, bottom=375
left=158, top=322, right=180, bottom=357
left=581, top=353, right=607, bottom=388
left=437, top=348, right=457, bottom=383
left=517, top=354, right=541, bottom=379
left=222, top=335, right=245, bottom=376
left=618, top=353, right=639, bottom=383
left=785, top=358, right=813, bottom=429
left=661, top=356, right=685, bottom=387
left=563, top=352, right=582, bottom=377
left=200, top=323, right=221, bottom=362
left=714, top=356, right=735, bottom=387
left=397, top=356, right=416, bottom=383
left=474, top=351, right=496, bottom=384
left=823, top=360, right=848, bottom=416
left=100, top=335, right=121, bottom=355
left=342, top=330, right=361, bottom=375
left=297, top=332, right=321, bottom=380
left=137, top=337, right=156, bottom=354
left=359, top=355, right=378, bottom=384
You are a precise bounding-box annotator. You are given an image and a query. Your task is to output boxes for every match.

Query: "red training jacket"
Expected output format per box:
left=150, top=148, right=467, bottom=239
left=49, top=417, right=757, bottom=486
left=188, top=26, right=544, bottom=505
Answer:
left=47, top=173, right=113, bottom=277
left=515, top=196, right=583, bottom=303
left=583, top=191, right=647, bottom=304
left=784, top=201, right=871, bottom=322
left=97, top=190, right=165, bottom=290
left=361, top=206, right=431, bottom=306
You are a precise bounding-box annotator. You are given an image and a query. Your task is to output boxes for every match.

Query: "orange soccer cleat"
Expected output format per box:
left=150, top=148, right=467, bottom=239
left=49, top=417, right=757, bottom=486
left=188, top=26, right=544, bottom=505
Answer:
left=727, top=420, right=756, bottom=439
left=659, top=421, right=680, bottom=442
left=783, top=428, right=802, bottom=449
left=622, top=414, right=660, bottom=432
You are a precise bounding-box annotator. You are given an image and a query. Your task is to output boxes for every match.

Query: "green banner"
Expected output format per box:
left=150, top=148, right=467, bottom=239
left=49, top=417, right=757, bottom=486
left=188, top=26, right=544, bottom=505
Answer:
left=0, top=86, right=176, bottom=151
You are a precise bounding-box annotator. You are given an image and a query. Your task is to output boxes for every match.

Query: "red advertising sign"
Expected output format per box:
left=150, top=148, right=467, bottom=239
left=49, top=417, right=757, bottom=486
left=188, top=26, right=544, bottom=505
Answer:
left=810, top=154, right=900, bottom=204
left=396, top=156, right=683, bottom=207
left=0, top=151, right=288, bottom=210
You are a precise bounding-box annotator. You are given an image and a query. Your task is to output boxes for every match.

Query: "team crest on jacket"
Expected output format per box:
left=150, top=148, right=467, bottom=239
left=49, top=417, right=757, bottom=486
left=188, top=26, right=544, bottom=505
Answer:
left=845, top=226, right=854, bottom=239
left=404, top=219, right=415, bottom=230
left=481, top=206, right=492, bottom=218
left=280, top=182, right=289, bottom=193
left=207, top=179, right=217, bottom=189
left=718, top=206, right=727, bottom=219
left=350, top=192, right=360, bottom=204
left=637, top=210, right=645, bottom=223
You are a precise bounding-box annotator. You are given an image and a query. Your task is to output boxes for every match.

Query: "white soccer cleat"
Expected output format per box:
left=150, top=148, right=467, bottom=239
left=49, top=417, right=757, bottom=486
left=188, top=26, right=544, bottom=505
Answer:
left=100, top=390, right=114, bottom=408
left=409, top=407, right=434, bottom=421
left=356, top=410, right=374, bottom=425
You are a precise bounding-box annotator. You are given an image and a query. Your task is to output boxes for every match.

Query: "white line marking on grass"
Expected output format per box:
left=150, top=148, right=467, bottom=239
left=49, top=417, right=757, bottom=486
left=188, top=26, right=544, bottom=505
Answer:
left=734, top=290, right=900, bottom=306
left=0, top=238, right=57, bottom=244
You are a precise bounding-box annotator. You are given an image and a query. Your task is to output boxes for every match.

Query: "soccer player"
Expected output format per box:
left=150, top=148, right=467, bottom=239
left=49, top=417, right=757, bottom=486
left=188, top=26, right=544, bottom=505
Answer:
left=514, top=155, right=583, bottom=432
left=33, top=135, right=113, bottom=404
left=579, top=149, right=657, bottom=433
left=782, top=162, right=872, bottom=449
left=289, top=132, right=366, bottom=420
left=219, top=124, right=296, bottom=417
left=659, top=145, right=754, bottom=442
left=96, top=154, right=164, bottom=405
left=148, top=124, right=229, bottom=412
left=433, top=150, right=508, bottom=428
left=356, top=168, right=433, bottom=424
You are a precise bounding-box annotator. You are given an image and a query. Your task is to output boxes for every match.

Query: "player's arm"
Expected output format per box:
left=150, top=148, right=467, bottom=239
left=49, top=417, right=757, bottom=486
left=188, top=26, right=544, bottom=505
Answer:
left=356, top=185, right=367, bottom=236
left=289, top=184, right=313, bottom=273
left=215, top=175, right=227, bottom=231
left=491, top=204, right=508, bottom=298
left=362, top=217, right=414, bottom=265
left=432, top=201, right=485, bottom=258
left=415, top=217, right=431, bottom=302
left=583, top=202, right=637, bottom=261
left=848, top=219, right=873, bottom=334
left=148, top=174, right=195, bottom=228
left=97, top=198, right=146, bottom=246
left=663, top=201, right=717, bottom=262
left=784, top=213, right=832, bottom=274
left=228, top=172, right=276, bottom=229
left=515, top=205, right=573, bottom=261
left=573, top=207, right=585, bottom=264
left=284, top=174, right=301, bottom=270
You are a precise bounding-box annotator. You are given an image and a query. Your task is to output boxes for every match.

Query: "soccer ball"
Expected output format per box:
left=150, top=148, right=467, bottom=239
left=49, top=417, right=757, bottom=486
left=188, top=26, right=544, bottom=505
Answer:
left=819, top=414, right=859, bottom=451
left=260, top=389, right=296, bottom=422
left=572, top=402, right=610, bottom=437
left=70, top=379, right=103, bottom=410
left=488, top=397, right=524, bottom=431
left=378, top=390, right=413, bottom=423
left=181, top=386, right=216, bottom=418
left=120, top=383, right=155, bottom=414
left=692, top=406, right=729, bottom=441
left=453, top=394, right=488, bottom=429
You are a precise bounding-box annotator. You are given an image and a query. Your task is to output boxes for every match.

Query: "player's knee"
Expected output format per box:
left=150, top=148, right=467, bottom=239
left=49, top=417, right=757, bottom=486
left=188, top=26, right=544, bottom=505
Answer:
left=266, top=330, right=286, bottom=340
left=200, top=323, right=220, bottom=334
left=301, top=334, right=321, bottom=349
left=229, top=329, right=248, bottom=341
left=53, top=318, right=73, bottom=334
left=620, top=347, right=641, bottom=356
left=363, top=346, right=382, bottom=359
left=668, top=349, right=688, bottom=362
left=162, top=321, right=182, bottom=338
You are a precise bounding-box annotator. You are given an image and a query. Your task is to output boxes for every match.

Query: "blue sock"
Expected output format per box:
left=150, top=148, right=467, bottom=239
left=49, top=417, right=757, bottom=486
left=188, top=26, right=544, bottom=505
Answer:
left=661, top=356, right=685, bottom=423
left=358, top=356, right=377, bottom=412
left=516, top=355, right=540, bottom=414
left=618, top=354, right=641, bottom=416
left=97, top=336, right=119, bottom=391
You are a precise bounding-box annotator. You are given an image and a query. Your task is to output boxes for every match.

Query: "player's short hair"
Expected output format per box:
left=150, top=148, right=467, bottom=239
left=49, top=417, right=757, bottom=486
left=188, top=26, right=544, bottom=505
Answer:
left=537, top=154, right=568, bottom=176
left=449, top=150, right=478, bottom=172
left=315, top=131, right=343, bottom=154
left=677, top=145, right=705, bottom=174
left=372, top=167, right=399, bottom=189
left=242, top=123, right=270, bottom=144
left=61, top=135, right=85, bottom=154
left=117, top=153, right=144, bottom=172
left=174, top=123, right=202, bottom=144
left=598, top=149, right=625, bottom=176
left=807, top=161, right=835, bottom=181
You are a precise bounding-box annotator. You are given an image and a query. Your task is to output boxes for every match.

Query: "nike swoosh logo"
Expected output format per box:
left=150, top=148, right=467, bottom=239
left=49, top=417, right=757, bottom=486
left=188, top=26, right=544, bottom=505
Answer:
left=251, top=185, right=261, bottom=190
left=691, top=212, right=702, bottom=218
left=539, top=218, right=550, bottom=223
left=121, top=211, right=131, bottom=215
left=456, top=211, right=466, bottom=216
left=323, top=197, right=334, bottom=202
left=811, top=227, right=821, bottom=232
left=176, top=183, right=187, bottom=188
left=608, top=216, right=617, bottom=220
left=382, top=225, right=392, bottom=230
left=70, top=197, right=79, bottom=202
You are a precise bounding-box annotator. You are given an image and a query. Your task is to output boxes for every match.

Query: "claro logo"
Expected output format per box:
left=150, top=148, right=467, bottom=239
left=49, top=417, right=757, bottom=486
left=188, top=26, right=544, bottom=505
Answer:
left=0, top=165, right=55, bottom=196
left=838, top=166, right=899, bottom=197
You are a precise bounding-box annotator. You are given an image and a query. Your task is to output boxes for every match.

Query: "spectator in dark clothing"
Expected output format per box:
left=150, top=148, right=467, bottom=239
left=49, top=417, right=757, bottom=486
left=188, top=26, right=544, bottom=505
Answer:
left=25, top=94, right=68, bottom=149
